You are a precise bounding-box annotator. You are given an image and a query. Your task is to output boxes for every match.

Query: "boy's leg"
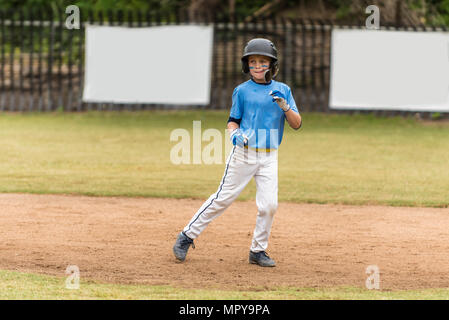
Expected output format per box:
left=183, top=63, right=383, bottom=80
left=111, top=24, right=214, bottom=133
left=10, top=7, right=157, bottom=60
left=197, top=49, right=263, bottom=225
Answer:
left=251, top=151, right=278, bottom=253
left=183, top=146, right=258, bottom=239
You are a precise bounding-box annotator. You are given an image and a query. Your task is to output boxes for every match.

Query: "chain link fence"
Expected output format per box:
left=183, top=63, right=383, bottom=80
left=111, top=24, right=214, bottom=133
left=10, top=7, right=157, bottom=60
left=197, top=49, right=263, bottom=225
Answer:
left=0, top=9, right=446, bottom=116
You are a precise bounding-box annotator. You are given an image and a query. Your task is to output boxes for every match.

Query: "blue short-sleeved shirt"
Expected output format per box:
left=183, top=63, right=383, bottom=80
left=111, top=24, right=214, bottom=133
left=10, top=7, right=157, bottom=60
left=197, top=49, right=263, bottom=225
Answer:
left=229, top=79, right=299, bottom=149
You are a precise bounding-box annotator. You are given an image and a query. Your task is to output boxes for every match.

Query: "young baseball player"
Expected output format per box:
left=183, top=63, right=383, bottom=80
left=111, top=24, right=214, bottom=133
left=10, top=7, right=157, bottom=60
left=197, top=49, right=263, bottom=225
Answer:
left=173, top=38, right=301, bottom=267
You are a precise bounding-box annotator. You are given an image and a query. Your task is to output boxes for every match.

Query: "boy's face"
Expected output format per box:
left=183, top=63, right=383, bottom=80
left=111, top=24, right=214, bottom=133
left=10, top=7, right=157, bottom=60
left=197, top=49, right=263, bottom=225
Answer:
left=248, top=55, right=271, bottom=83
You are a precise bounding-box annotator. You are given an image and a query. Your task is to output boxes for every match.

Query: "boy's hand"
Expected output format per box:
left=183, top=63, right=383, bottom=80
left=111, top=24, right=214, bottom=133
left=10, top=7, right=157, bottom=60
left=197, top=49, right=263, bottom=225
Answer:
left=230, top=129, right=248, bottom=147
left=269, top=90, right=291, bottom=112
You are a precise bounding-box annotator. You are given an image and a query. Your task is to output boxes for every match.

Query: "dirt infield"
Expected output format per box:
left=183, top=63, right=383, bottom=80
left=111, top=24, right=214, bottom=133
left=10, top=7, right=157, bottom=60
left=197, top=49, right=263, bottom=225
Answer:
left=1, top=193, right=449, bottom=291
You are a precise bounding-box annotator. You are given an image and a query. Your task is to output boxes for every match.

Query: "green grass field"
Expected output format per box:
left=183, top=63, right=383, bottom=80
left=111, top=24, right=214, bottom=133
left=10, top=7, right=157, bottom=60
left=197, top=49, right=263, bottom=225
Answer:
left=1, top=270, right=449, bottom=300
left=0, top=111, right=448, bottom=206
left=1, top=110, right=449, bottom=300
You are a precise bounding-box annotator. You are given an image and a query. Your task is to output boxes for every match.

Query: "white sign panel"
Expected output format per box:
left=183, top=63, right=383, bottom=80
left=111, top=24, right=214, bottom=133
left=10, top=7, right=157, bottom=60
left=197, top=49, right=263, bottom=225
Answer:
left=330, top=29, right=449, bottom=112
left=83, top=25, right=213, bottom=105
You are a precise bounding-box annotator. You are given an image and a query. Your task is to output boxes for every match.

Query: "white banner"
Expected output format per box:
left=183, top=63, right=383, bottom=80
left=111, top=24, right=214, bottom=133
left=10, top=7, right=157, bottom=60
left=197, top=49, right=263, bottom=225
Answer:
left=330, top=29, right=449, bottom=112
left=83, top=25, right=213, bottom=105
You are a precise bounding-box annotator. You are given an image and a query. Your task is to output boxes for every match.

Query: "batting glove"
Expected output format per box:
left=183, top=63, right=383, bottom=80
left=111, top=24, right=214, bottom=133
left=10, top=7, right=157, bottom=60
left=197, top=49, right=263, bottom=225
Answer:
left=230, top=128, right=248, bottom=147
left=269, top=90, right=291, bottom=112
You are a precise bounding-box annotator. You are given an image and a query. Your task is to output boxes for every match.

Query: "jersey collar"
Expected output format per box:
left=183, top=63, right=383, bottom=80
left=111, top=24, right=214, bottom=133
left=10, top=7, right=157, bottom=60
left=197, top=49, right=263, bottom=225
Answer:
left=250, top=78, right=272, bottom=86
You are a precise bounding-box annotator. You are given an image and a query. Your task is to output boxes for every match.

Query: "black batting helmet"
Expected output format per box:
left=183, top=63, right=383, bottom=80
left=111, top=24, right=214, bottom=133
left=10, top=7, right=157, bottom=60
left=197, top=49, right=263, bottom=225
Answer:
left=241, top=38, right=279, bottom=81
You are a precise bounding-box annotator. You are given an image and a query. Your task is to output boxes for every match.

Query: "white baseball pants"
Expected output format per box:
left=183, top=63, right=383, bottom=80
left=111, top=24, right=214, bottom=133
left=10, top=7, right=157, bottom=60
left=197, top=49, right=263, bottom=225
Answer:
left=183, top=145, right=278, bottom=253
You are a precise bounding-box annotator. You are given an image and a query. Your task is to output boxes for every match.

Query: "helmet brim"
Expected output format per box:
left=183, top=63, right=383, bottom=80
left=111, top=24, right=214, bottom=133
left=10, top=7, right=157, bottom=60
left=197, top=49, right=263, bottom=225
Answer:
left=241, top=52, right=277, bottom=61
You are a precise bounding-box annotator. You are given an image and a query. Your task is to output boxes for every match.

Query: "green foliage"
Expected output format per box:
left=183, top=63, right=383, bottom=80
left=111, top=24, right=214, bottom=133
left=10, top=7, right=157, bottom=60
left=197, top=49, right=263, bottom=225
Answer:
left=435, top=0, right=449, bottom=25
left=431, top=112, right=442, bottom=120
left=233, top=0, right=271, bottom=17
left=0, top=0, right=448, bottom=26
left=335, top=4, right=352, bottom=20
left=0, top=0, right=187, bottom=14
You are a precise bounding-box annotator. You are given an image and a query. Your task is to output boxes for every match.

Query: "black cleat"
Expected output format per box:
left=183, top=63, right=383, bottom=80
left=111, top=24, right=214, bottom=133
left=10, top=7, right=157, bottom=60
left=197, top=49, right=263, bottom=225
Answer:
left=249, top=251, right=276, bottom=267
left=173, top=232, right=195, bottom=262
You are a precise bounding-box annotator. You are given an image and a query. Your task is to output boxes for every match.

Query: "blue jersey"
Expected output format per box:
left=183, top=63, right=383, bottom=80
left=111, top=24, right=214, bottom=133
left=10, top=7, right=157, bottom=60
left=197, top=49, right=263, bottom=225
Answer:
left=229, top=79, right=299, bottom=149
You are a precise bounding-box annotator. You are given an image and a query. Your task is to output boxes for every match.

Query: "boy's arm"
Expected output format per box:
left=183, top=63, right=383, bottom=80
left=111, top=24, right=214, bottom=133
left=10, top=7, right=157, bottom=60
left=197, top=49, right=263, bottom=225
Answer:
left=284, top=109, right=302, bottom=130
left=269, top=90, right=302, bottom=130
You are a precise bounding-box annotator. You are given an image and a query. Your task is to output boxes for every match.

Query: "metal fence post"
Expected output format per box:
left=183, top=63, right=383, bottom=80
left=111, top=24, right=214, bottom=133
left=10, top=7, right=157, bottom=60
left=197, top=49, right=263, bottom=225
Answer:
left=36, top=9, right=44, bottom=111
left=289, top=17, right=296, bottom=90
left=9, top=9, right=16, bottom=111
left=47, top=9, right=54, bottom=111
left=66, top=8, right=73, bottom=111
left=299, top=19, right=308, bottom=112
left=231, top=10, right=238, bottom=110
left=28, top=8, right=35, bottom=111
left=325, top=19, right=333, bottom=114
left=18, top=9, right=25, bottom=111
left=57, top=9, right=63, bottom=111
left=77, top=8, right=84, bottom=112
left=310, top=19, right=318, bottom=112
left=280, top=17, right=288, bottom=84
left=318, top=19, right=326, bottom=113
left=0, top=10, right=5, bottom=111
left=222, top=13, right=230, bottom=110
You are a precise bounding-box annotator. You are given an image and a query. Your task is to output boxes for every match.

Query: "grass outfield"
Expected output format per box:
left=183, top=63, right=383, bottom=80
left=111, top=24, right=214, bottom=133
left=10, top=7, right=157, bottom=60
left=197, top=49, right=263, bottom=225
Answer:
left=1, top=111, right=449, bottom=300
left=0, top=111, right=448, bottom=207
left=1, top=270, right=448, bottom=300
